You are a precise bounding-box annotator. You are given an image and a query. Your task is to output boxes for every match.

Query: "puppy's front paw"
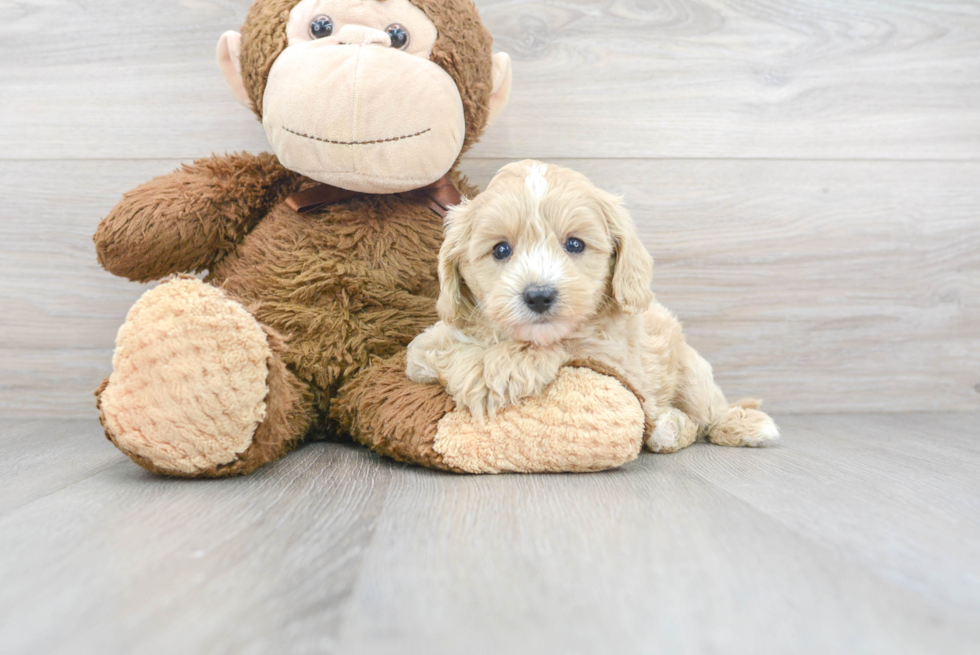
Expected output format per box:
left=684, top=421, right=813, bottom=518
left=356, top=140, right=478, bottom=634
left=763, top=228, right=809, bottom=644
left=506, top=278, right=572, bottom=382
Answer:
left=449, top=380, right=492, bottom=423
left=484, top=368, right=545, bottom=409
left=483, top=348, right=558, bottom=412
left=405, top=357, right=438, bottom=384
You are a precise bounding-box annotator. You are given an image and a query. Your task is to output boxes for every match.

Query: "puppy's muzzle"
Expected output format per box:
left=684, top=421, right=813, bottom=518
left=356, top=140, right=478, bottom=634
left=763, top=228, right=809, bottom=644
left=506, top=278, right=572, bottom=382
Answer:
left=523, top=285, right=558, bottom=315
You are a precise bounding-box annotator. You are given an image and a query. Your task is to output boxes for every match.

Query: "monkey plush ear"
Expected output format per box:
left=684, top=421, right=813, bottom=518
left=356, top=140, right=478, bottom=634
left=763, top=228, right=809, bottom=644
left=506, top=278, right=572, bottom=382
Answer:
left=217, top=31, right=252, bottom=109
left=486, top=53, right=513, bottom=128
left=600, top=194, right=654, bottom=314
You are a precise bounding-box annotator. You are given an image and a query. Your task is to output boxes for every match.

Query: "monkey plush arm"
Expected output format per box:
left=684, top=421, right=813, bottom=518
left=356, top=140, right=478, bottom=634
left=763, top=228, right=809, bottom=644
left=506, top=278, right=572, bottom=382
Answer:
left=94, top=152, right=303, bottom=282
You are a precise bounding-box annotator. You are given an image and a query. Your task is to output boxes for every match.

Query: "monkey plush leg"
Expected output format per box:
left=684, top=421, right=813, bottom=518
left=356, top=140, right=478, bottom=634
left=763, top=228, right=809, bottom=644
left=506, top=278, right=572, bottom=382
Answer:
left=334, top=354, right=646, bottom=474
left=96, top=277, right=314, bottom=477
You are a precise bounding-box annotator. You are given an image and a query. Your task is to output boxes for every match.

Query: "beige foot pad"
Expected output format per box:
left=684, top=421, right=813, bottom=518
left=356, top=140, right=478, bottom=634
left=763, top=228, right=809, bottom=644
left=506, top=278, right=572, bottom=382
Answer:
left=99, top=278, right=272, bottom=475
left=433, top=367, right=645, bottom=473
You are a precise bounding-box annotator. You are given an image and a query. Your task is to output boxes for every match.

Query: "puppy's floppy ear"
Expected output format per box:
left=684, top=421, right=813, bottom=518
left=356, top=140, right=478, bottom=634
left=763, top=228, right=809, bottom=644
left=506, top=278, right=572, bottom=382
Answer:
left=436, top=201, right=473, bottom=325
left=598, top=192, right=654, bottom=314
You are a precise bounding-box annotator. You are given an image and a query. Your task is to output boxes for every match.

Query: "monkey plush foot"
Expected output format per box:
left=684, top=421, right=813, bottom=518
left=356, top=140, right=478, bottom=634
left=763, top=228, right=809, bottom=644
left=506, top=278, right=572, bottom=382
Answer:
left=432, top=364, right=645, bottom=473
left=98, top=278, right=280, bottom=476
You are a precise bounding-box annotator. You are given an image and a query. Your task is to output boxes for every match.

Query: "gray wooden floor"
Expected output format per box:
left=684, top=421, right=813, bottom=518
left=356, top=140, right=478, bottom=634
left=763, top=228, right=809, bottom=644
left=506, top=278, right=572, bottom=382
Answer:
left=1, top=415, right=978, bottom=655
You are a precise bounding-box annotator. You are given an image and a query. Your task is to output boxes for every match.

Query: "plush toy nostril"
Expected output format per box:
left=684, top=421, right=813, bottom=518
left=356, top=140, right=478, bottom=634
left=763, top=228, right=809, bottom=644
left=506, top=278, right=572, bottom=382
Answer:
left=523, top=286, right=557, bottom=314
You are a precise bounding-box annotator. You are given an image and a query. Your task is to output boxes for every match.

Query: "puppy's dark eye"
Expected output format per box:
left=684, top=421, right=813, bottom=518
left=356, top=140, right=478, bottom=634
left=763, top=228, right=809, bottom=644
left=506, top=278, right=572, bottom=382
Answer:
left=309, top=16, right=334, bottom=39
left=564, top=237, right=585, bottom=254
left=492, top=242, right=512, bottom=260
left=385, top=23, right=410, bottom=49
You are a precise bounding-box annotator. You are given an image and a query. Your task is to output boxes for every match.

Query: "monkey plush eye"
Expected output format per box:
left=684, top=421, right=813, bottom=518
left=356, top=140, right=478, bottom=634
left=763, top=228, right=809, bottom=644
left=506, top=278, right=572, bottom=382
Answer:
left=385, top=23, right=410, bottom=49
left=309, top=15, right=334, bottom=39
left=492, top=242, right=512, bottom=260
left=564, top=237, right=585, bottom=254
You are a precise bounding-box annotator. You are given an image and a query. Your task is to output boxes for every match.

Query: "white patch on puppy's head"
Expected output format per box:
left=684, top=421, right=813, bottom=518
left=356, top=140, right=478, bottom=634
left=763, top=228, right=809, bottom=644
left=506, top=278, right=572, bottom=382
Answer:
left=524, top=162, right=549, bottom=200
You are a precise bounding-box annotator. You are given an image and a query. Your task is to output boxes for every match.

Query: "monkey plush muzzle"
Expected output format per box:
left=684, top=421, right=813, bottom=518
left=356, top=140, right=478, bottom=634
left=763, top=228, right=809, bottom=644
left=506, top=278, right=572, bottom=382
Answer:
left=262, top=39, right=466, bottom=194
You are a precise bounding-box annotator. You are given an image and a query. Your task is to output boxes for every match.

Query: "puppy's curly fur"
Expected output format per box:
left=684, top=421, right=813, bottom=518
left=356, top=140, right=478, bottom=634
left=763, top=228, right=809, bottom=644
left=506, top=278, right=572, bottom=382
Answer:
left=407, top=160, right=779, bottom=453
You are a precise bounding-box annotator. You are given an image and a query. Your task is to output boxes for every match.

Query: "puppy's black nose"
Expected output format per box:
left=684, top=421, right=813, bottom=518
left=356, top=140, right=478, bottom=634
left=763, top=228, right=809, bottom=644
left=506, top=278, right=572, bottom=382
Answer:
left=523, top=286, right=557, bottom=314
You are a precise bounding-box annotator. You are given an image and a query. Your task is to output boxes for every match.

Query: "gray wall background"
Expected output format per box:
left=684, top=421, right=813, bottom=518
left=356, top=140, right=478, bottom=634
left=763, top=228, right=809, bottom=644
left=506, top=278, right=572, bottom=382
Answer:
left=2, top=0, right=978, bottom=417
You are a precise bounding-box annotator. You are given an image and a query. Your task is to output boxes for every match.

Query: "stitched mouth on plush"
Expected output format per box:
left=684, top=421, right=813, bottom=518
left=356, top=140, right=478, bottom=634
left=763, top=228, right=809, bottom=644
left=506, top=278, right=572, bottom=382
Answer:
left=281, top=126, right=432, bottom=146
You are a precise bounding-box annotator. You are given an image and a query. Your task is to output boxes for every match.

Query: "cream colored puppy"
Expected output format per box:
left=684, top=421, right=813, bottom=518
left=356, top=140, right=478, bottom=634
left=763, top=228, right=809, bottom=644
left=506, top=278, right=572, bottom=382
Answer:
left=407, top=161, right=779, bottom=453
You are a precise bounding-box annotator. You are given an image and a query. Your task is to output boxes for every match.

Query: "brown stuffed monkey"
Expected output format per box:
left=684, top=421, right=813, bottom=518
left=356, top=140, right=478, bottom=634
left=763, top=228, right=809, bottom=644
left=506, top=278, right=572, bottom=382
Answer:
left=93, top=0, right=646, bottom=477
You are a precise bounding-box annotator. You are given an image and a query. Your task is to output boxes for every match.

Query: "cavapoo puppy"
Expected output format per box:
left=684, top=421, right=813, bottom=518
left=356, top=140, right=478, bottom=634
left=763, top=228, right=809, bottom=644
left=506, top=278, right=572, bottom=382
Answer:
left=407, top=160, right=778, bottom=453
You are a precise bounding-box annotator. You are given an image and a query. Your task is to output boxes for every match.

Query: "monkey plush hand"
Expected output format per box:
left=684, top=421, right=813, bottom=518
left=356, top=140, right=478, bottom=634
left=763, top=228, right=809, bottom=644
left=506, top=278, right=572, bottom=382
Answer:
left=93, top=0, right=646, bottom=477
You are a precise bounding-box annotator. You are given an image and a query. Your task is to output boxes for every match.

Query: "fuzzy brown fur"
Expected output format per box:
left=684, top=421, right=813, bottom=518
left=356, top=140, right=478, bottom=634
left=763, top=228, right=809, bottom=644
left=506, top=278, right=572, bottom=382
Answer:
left=95, top=152, right=302, bottom=283
left=95, top=156, right=483, bottom=476
left=211, top=194, right=447, bottom=417
left=96, top=187, right=454, bottom=474
left=334, top=351, right=460, bottom=470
